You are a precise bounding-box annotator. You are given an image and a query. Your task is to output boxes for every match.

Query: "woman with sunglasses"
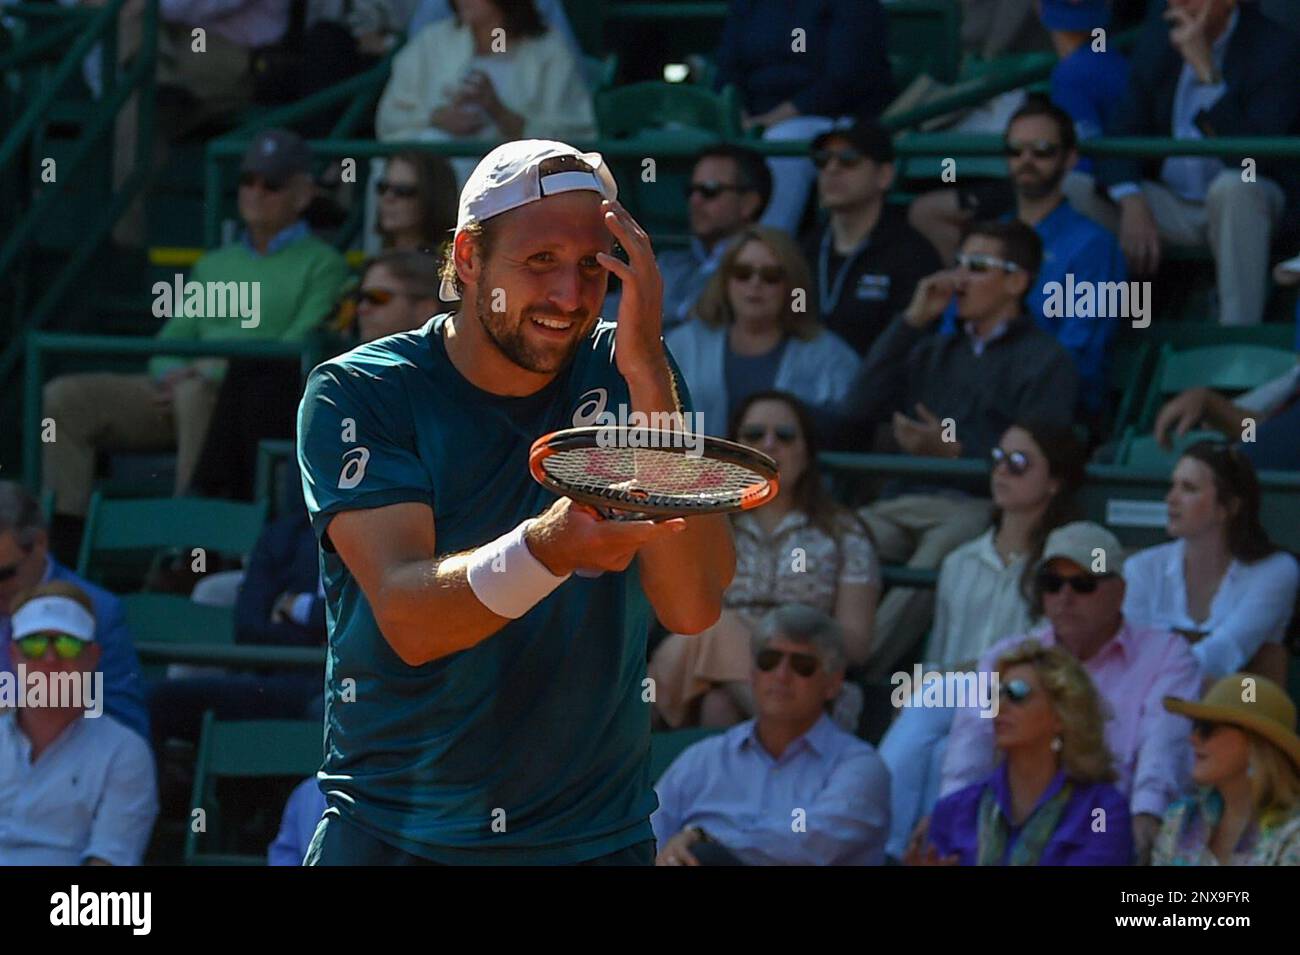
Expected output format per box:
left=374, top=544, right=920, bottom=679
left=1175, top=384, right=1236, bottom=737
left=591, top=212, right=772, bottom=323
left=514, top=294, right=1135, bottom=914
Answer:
left=374, top=152, right=459, bottom=254
left=648, top=391, right=879, bottom=730
left=1155, top=674, right=1300, bottom=865
left=665, top=226, right=859, bottom=438
left=906, top=640, right=1132, bottom=866
left=878, top=420, right=1086, bottom=858
left=1122, top=441, right=1299, bottom=685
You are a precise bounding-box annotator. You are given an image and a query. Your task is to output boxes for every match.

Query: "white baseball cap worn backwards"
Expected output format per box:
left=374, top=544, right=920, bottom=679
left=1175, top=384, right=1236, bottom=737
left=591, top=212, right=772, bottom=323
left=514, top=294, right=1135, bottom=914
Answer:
left=440, top=139, right=619, bottom=302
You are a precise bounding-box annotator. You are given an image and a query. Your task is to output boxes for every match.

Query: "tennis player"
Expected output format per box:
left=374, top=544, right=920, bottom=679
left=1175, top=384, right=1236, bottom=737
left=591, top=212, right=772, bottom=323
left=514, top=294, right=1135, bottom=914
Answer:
left=298, top=140, right=735, bottom=865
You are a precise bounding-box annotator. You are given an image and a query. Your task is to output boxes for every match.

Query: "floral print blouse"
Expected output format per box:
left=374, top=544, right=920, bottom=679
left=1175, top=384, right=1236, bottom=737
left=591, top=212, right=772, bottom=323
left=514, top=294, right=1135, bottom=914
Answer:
left=1153, top=789, right=1300, bottom=866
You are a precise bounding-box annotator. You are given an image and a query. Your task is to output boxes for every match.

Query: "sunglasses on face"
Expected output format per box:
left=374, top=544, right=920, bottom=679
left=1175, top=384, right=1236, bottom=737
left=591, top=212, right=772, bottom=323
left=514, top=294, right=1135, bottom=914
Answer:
left=1192, top=720, right=1222, bottom=741
left=755, top=648, right=821, bottom=677
left=687, top=181, right=745, bottom=200
left=1004, top=140, right=1062, bottom=160
left=1037, top=571, right=1111, bottom=595
left=812, top=147, right=866, bottom=170
left=990, top=446, right=1031, bottom=476
left=15, top=633, right=90, bottom=661
left=238, top=171, right=288, bottom=193
left=738, top=424, right=799, bottom=445
left=355, top=287, right=405, bottom=306
left=376, top=179, right=419, bottom=199
left=999, top=677, right=1034, bottom=704
left=955, top=253, right=1021, bottom=274
left=730, top=264, right=785, bottom=285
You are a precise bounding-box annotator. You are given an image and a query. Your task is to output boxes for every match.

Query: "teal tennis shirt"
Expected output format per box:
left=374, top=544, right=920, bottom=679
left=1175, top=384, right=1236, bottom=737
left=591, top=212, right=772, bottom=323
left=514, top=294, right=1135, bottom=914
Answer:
left=297, top=312, right=690, bottom=863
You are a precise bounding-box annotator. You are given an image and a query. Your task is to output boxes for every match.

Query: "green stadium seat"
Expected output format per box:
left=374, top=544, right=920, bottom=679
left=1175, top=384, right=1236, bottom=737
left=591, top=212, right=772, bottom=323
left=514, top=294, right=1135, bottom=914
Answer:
left=1136, top=343, right=1298, bottom=432
left=120, top=593, right=236, bottom=681
left=883, top=0, right=962, bottom=85
left=583, top=52, right=619, bottom=93
left=76, top=492, right=269, bottom=587
left=1107, top=340, right=1154, bottom=439
left=650, top=727, right=720, bottom=782
left=1115, top=426, right=1226, bottom=470
left=185, top=712, right=322, bottom=865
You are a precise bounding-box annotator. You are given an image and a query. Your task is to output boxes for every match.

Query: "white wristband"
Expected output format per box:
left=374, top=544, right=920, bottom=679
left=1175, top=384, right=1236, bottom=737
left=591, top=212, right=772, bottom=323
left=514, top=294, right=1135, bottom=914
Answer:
left=465, top=519, right=571, bottom=619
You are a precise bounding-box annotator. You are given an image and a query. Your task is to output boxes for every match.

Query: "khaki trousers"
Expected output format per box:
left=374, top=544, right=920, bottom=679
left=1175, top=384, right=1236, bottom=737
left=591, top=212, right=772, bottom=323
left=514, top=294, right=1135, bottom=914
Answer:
left=1063, top=170, right=1286, bottom=326
left=858, top=494, right=993, bottom=680
left=42, top=372, right=221, bottom=517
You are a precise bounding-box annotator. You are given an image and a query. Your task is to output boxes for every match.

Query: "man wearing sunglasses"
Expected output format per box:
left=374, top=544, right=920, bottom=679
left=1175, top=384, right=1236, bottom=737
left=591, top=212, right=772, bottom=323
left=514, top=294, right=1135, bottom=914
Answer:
left=0, top=584, right=158, bottom=865
left=940, top=521, right=1201, bottom=864
left=0, top=482, right=148, bottom=741
left=800, top=120, right=941, bottom=358
left=41, top=129, right=348, bottom=556
left=605, top=144, right=770, bottom=331
left=652, top=604, right=889, bottom=865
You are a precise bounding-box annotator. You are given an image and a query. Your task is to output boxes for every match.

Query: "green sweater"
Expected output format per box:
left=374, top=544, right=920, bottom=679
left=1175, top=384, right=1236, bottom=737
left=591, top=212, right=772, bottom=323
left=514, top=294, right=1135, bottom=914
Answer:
left=148, top=234, right=349, bottom=379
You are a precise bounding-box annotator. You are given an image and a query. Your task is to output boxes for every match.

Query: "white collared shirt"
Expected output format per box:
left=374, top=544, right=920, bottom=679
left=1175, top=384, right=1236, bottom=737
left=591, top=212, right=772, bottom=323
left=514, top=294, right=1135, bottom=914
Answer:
left=928, top=528, right=1038, bottom=669
left=1122, top=538, right=1299, bottom=679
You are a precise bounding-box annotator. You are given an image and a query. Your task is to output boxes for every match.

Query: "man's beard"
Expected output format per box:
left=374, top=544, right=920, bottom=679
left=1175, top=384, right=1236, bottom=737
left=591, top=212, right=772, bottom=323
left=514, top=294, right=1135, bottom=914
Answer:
left=474, top=278, right=588, bottom=374
left=1014, top=164, right=1067, bottom=202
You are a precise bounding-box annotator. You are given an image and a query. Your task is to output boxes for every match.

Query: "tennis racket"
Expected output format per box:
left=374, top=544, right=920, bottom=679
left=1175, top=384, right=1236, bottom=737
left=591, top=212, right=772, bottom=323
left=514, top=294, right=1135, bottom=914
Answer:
left=528, top=426, right=780, bottom=521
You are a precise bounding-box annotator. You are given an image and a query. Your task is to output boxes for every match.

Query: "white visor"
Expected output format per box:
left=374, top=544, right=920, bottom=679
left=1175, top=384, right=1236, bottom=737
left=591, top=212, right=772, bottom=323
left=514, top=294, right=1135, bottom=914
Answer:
left=11, top=595, right=96, bottom=642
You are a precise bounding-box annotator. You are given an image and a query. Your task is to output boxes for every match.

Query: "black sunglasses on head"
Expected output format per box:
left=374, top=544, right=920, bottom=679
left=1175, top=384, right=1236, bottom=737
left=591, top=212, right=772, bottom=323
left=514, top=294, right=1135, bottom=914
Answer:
left=687, top=181, right=746, bottom=200
left=812, top=147, right=866, bottom=170
left=755, top=648, right=820, bottom=677
left=1037, top=570, right=1113, bottom=595
left=239, top=171, right=288, bottom=193
left=990, top=446, right=1031, bottom=476
left=1004, top=140, right=1062, bottom=160
left=738, top=424, right=799, bottom=445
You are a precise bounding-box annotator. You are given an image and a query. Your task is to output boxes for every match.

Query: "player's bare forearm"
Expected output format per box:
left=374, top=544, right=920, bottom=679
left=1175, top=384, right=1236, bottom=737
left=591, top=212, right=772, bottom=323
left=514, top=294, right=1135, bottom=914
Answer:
left=329, top=504, right=512, bottom=666
left=622, top=359, right=735, bottom=632
left=638, top=514, right=735, bottom=634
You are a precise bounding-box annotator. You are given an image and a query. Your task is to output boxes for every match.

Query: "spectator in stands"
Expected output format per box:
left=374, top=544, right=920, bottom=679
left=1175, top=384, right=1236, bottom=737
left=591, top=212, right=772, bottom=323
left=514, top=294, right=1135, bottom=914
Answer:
left=666, top=227, right=859, bottom=434
left=960, top=0, right=1050, bottom=61
left=1122, top=441, right=1299, bottom=685
left=800, top=120, right=942, bottom=357
left=942, top=521, right=1202, bottom=864
left=1063, top=0, right=1300, bottom=326
left=907, top=641, right=1133, bottom=865
left=0, top=583, right=158, bottom=864
left=192, top=251, right=441, bottom=501
left=607, top=145, right=771, bottom=330
left=1040, top=0, right=1131, bottom=174
left=1154, top=673, right=1300, bottom=865
left=407, top=0, right=580, bottom=58
left=651, top=604, right=891, bottom=865
left=879, top=421, right=1086, bottom=859
left=0, top=483, right=147, bottom=739
left=147, top=486, right=327, bottom=750
left=269, top=776, right=328, bottom=865
left=375, top=151, right=458, bottom=254
left=839, top=221, right=1079, bottom=677
left=42, top=130, right=347, bottom=536
left=648, top=392, right=879, bottom=730
left=713, top=0, right=894, bottom=234
left=908, top=98, right=1126, bottom=420
left=375, top=0, right=594, bottom=171
left=1154, top=358, right=1300, bottom=472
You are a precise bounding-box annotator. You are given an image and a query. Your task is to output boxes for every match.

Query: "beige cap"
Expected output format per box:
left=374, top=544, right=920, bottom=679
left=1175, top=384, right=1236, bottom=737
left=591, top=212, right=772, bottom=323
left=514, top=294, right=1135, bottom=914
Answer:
left=1036, top=521, right=1125, bottom=576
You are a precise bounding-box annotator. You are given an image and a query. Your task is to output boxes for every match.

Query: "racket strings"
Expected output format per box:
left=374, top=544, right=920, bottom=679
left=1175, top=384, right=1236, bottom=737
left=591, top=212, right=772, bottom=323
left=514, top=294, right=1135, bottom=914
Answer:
left=541, top=447, right=765, bottom=505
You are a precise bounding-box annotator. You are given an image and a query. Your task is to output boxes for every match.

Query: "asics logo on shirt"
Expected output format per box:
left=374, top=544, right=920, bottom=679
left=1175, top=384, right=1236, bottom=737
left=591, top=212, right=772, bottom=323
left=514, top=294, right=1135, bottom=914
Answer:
left=572, top=388, right=608, bottom=427
left=339, top=447, right=371, bottom=489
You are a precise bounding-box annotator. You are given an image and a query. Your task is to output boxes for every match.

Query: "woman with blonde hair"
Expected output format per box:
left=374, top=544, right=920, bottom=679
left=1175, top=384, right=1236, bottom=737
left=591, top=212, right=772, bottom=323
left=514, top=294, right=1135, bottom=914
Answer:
left=906, top=640, right=1132, bottom=865
left=1156, top=674, right=1300, bottom=865
left=665, top=226, right=859, bottom=437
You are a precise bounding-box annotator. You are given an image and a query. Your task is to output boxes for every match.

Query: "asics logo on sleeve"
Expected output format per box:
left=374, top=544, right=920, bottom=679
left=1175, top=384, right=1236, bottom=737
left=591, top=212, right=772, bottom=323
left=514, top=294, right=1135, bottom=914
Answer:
left=571, top=388, right=608, bottom=427
left=339, top=447, right=371, bottom=489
